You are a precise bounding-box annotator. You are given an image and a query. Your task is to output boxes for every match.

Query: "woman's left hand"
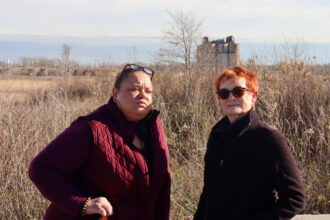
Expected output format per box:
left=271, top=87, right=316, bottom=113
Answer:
left=84, top=197, right=114, bottom=217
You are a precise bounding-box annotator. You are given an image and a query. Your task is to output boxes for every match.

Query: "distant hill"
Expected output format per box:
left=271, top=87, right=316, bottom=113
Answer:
left=0, top=35, right=329, bottom=65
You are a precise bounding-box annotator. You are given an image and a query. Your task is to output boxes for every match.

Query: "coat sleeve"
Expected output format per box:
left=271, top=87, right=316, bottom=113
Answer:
left=193, top=185, right=207, bottom=220
left=250, top=130, right=306, bottom=220
left=194, top=135, right=215, bottom=220
left=28, top=120, right=94, bottom=218
left=271, top=131, right=306, bottom=218
left=154, top=118, right=172, bottom=220
left=155, top=168, right=171, bottom=220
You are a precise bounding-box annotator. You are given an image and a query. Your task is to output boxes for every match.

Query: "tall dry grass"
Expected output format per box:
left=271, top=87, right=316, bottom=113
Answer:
left=0, top=62, right=329, bottom=219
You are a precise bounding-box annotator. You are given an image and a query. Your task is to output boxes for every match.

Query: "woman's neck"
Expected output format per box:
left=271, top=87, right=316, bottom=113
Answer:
left=133, top=135, right=145, bottom=150
left=227, top=111, right=250, bottom=124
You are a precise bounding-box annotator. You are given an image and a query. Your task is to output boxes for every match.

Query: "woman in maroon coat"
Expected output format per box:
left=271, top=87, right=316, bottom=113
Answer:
left=29, top=64, right=171, bottom=220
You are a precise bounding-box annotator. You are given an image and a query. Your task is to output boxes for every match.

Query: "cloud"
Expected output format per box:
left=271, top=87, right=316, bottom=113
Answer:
left=0, top=0, right=329, bottom=42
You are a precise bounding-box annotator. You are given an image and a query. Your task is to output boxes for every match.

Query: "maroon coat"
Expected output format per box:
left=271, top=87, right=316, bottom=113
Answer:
left=29, top=97, right=171, bottom=220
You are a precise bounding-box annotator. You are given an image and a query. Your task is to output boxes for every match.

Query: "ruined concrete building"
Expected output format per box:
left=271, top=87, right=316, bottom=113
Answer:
left=197, top=36, right=240, bottom=71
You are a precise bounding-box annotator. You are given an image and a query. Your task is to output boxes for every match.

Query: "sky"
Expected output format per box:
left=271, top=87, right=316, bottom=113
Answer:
left=1, top=0, right=330, bottom=63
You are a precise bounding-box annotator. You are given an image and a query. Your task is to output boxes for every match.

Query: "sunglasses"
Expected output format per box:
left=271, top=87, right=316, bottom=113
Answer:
left=116, top=64, right=154, bottom=81
left=216, top=86, right=253, bottom=100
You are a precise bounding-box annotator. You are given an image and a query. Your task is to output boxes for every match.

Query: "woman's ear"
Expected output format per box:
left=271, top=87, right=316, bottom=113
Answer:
left=112, top=88, right=118, bottom=103
left=252, top=91, right=258, bottom=106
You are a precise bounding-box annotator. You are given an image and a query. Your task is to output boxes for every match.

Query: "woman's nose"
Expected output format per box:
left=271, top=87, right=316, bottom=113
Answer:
left=227, top=92, right=235, bottom=100
left=138, top=89, right=147, bottom=98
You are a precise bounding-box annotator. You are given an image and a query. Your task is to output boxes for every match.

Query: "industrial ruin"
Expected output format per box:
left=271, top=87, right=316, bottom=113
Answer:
left=197, top=36, right=240, bottom=71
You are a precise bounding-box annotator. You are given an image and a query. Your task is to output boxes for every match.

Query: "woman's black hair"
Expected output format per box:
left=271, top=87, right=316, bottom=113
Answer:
left=114, top=67, right=153, bottom=90
left=114, top=68, right=133, bottom=90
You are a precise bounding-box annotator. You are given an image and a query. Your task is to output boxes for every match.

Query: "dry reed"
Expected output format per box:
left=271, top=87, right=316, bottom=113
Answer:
left=0, top=63, right=329, bottom=219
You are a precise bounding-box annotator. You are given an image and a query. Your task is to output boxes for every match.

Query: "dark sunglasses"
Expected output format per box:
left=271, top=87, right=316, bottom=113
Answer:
left=116, top=64, right=154, bottom=81
left=216, top=86, right=253, bottom=100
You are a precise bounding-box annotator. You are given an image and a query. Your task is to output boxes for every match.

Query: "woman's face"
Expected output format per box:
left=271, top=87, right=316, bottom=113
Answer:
left=218, top=77, right=258, bottom=123
left=112, top=71, right=153, bottom=121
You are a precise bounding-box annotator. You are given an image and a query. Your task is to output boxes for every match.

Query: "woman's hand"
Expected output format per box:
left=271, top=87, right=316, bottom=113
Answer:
left=186, top=217, right=194, bottom=220
left=85, top=197, right=114, bottom=217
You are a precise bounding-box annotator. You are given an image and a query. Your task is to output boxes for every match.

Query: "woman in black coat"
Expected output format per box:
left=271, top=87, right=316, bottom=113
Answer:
left=193, top=66, right=306, bottom=220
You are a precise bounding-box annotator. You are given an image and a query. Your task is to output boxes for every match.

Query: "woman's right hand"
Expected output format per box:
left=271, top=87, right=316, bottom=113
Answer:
left=85, top=197, right=114, bottom=217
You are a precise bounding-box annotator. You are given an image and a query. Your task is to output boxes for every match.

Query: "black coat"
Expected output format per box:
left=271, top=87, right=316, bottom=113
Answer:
left=194, top=109, right=305, bottom=220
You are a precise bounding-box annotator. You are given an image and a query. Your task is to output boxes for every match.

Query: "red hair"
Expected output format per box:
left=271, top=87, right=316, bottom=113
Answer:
left=215, top=66, right=259, bottom=91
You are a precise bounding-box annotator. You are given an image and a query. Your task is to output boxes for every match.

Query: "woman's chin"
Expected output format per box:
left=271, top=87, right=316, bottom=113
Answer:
left=135, top=108, right=151, bottom=117
left=224, top=107, right=243, bottom=116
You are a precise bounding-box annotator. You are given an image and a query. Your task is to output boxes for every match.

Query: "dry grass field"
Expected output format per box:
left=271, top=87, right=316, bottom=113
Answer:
left=0, top=78, right=55, bottom=102
left=0, top=62, right=329, bottom=219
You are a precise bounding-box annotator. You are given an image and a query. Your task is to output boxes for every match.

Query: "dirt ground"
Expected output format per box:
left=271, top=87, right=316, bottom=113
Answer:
left=293, top=215, right=330, bottom=220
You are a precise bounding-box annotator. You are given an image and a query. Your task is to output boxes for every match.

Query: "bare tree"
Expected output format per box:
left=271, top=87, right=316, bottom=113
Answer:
left=61, top=44, right=72, bottom=75
left=159, top=10, right=203, bottom=72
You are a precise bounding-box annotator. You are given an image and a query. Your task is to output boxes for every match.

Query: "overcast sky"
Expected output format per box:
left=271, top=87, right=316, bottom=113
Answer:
left=1, top=0, right=329, bottom=43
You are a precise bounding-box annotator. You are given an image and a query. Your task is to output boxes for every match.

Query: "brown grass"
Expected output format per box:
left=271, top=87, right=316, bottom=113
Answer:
left=0, top=63, right=329, bottom=219
left=0, top=78, right=55, bottom=102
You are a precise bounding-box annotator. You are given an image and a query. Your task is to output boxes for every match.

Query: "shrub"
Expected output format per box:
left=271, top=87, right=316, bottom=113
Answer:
left=0, top=63, right=329, bottom=219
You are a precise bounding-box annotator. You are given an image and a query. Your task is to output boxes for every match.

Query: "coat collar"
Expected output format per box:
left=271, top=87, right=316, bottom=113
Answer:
left=106, top=97, right=160, bottom=145
left=212, top=108, right=260, bottom=137
left=106, top=97, right=137, bottom=143
left=238, top=108, right=260, bottom=137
